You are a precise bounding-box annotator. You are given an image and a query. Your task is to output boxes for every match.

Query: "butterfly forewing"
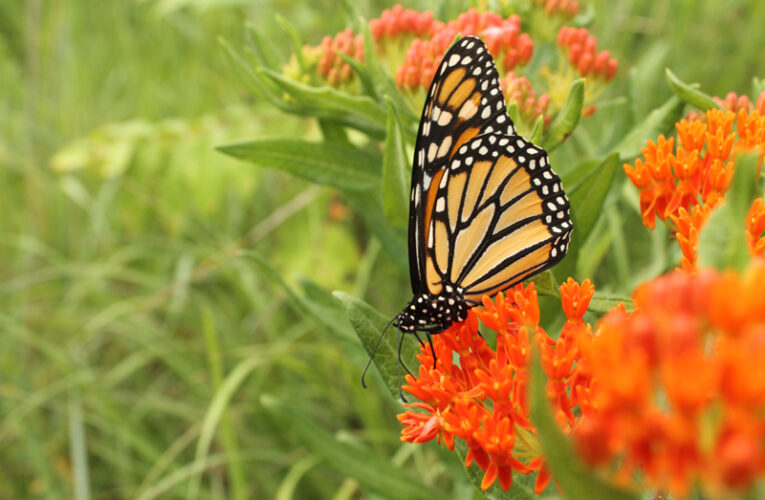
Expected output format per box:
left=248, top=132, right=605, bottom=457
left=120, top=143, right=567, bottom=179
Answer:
left=408, top=36, right=515, bottom=296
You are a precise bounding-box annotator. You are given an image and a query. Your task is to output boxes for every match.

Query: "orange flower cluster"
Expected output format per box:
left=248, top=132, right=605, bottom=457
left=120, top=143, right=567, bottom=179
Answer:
left=316, top=29, right=365, bottom=86
left=500, top=71, right=551, bottom=131
left=535, top=0, right=580, bottom=18
left=557, top=26, right=618, bottom=80
left=574, top=265, right=765, bottom=497
left=369, top=5, right=437, bottom=41
left=715, top=90, right=765, bottom=115
left=398, top=279, right=595, bottom=492
left=625, top=108, right=765, bottom=270
left=624, top=109, right=736, bottom=230
left=396, top=10, right=533, bottom=91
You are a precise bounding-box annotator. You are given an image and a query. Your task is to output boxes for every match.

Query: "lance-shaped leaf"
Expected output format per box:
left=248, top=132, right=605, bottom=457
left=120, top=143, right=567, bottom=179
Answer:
left=666, top=68, right=720, bottom=111
left=382, top=99, right=411, bottom=229
left=543, top=79, right=585, bottom=152
left=217, top=139, right=381, bottom=191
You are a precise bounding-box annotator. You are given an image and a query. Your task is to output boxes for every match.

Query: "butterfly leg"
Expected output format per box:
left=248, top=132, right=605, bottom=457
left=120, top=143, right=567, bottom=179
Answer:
left=425, top=333, right=437, bottom=369
left=396, top=326, right=408, bottom=402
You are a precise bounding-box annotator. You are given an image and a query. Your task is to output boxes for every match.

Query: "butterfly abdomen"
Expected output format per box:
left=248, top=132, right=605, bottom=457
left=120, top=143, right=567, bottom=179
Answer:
left=396, top=284, right=469, bottom=333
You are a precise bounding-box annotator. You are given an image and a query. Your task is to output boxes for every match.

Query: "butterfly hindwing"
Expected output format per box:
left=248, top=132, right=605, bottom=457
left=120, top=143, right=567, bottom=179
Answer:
left=425, top=133, right=572, bottom=302
left=408, top=36, right=516, bottom=295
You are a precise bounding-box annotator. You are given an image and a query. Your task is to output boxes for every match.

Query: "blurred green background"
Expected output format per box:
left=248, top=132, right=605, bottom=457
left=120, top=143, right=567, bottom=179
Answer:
left=2, top=1, right=764, bottom=498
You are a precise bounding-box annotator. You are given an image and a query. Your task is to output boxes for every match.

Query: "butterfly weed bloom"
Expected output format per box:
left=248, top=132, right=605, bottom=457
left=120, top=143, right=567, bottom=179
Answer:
left=746, top=197, right=765, bottom=256
left=624, top=108, right=765, bottom=270
left=573, top=264, right=765, bottom=497
left=398, top=279, right=595, bottom=493
left=395, top=10, right=533, bottom=94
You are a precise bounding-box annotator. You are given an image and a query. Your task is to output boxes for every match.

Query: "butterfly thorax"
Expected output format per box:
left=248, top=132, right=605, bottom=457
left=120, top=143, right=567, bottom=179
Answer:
left=396, top=284, right=469, bottom=334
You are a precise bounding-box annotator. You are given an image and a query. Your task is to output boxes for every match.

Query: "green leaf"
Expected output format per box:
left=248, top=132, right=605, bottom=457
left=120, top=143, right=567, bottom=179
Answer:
left=529, top=114, right=545, bottom=145
left=258, top=68, right=386, bottom=138
left=543, top=79, right=585, bottom=152
left=588, top=291, right=633, bottom=314
left=557, top=153, right=620, bottom=280
left=665, top=68, right=720, bottom=111
left=333, top=292, right=419, bottom=401
left=261, top=395, right=441, bottom=499
left=698, top=151, right=761, bottom=271
left=382, top=100, right=411, bottom=229
left=529, top=351, right=640, bottom=500
left=244, top=22, right=282, bottom=71
left=217, top=138, right=381, bottom=191
left=614, top=96, right=685, bottom=161
left=527, top=270, right=559, bottom=298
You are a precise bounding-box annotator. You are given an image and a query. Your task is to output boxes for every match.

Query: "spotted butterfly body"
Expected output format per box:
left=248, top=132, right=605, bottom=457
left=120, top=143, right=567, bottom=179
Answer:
left=395, top=36, right=572, bottom=335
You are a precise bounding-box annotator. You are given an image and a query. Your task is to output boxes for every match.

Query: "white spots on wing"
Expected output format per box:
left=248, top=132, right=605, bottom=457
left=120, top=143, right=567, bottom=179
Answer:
left=449, top=53, right=461, bottom=66
left=491, top=150, right=499, bottom=158
left=481, top=80, right=489, bottom=91
left=516, top=138, right=525, bottom=148
left=490, top=88, right=498, bottom=96
left=542, top=185, right=549, bottom=195
left=461, top=55, right=473, bottom=65
left=432, top=106, right=441, bottom=121
left=484, top=125, right=494, bottom=134
left=553, top=183, right=560, bottom=193
left=471, top=139, right=482, bottom=150
left=556, top=196, right=566, bottom=205
left=547, top=202, right=557, bottom=211
left=422, top=120, right=431, bottom=136
left=551, top=247, right=558, bottom=258
left=545, top=215, right=552, bottom=223
left=427, top=142, right=438, bottom=162
left=499, top=138, right=509, bottom=146
left=473, top=67, right=482, bottom=76
left=451, top=159, right=461, bottom=170
left=481, top=106, right=491, bottom=119
left=435, top=197, right=445, bottom=212
left=517, top=155, right=525, bottom=163
left=529, top=159, right=537, bottom=170
left=418, top=148, right=425, bottom=167
left=437, top=136, right=452, bottom=158
left=437, top=109, right=453, bottom=127
left=557, top=211, right=566, bottom=219
left=459, top=145, right=468, bottom=155
left=527, top=147, right=538, bottom=155
left=414, top=187, right=421, bottom=206
left=458, top=100, right=478, bottom=120
left=440, top=170, right=449, bottom=187
left=476, top=46, right=484, bottom=54
left=543, top=170, right=553, bottom=180
left=495, top=100, right=503, bottom=110
left=487, top=135, right=497, bottom=144
left=533, top=177, right=542, bottom=186
left=411, top=187, right=416, bottom=201
left=465, top=156, right=474, bottom=166
left=478, top=145, right=488, bottom=155
left=496, top=115, right=506, bottom=123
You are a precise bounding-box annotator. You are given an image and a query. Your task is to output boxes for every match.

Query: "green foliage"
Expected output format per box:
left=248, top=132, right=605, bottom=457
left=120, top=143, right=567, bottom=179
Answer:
left=3, top=1, right=765, bottom=499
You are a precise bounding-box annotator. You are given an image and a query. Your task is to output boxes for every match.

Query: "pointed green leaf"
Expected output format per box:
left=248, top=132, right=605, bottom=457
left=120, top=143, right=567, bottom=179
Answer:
left=588, top=291, right=633, bottom=314
left=261, top=395, right=441, bottom=499
left=244, top=22, right=282, bottom=70
left=382, top=100, right=411, bottom=229
left=529, top=114, right=545, bottom=145
left=614, top=96, right=685, bottom=161
left=543, top=79, right=585, bottom=152
left=527, top=270, right=559, bottom=298
left=217, top=139, right=381, bottom=191
left=529, top=351, right=640, bottom=500
left=258, top=68, right=386, bottom=137
left=333, top=292, right=419, bottom=400
left=557, top=153, right=620, bottom=279
left=665, top=68, right=719, bottom=111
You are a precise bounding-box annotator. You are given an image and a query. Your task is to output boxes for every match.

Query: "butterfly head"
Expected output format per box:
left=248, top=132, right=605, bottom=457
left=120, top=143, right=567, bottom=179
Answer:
left=396, top=284, right=469, bottom=334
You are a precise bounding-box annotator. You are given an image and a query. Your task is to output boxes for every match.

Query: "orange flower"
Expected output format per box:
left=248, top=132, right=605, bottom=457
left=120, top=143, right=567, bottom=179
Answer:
left=556, top=26, right=618, bottom=80
left=746, top=197, right=765, bottom=257
left=398, top=280, right=594, bottom=493
left=573, top=264, right=765, bottom=497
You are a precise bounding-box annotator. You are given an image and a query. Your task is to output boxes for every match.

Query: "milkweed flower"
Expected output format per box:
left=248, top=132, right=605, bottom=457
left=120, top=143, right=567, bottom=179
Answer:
left=574, top=264, right=765, bottom=497
left=624, top=108, right=765, bottom=271
left=398, top=279, right=595, bottom=493
left=500, top=71, right=551, bottom=133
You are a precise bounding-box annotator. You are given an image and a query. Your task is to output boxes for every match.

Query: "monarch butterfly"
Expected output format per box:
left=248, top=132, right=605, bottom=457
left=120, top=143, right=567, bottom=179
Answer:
left=363, top=36, right=572, bottom=395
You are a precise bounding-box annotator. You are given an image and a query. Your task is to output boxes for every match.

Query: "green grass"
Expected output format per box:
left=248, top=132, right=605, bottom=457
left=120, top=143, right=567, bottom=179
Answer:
left=1, top=0, right=764, bottom=498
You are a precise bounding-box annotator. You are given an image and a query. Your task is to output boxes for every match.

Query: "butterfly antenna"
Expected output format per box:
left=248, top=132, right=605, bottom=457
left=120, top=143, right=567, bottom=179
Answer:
left=361, top=314, right=399, bottom=389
